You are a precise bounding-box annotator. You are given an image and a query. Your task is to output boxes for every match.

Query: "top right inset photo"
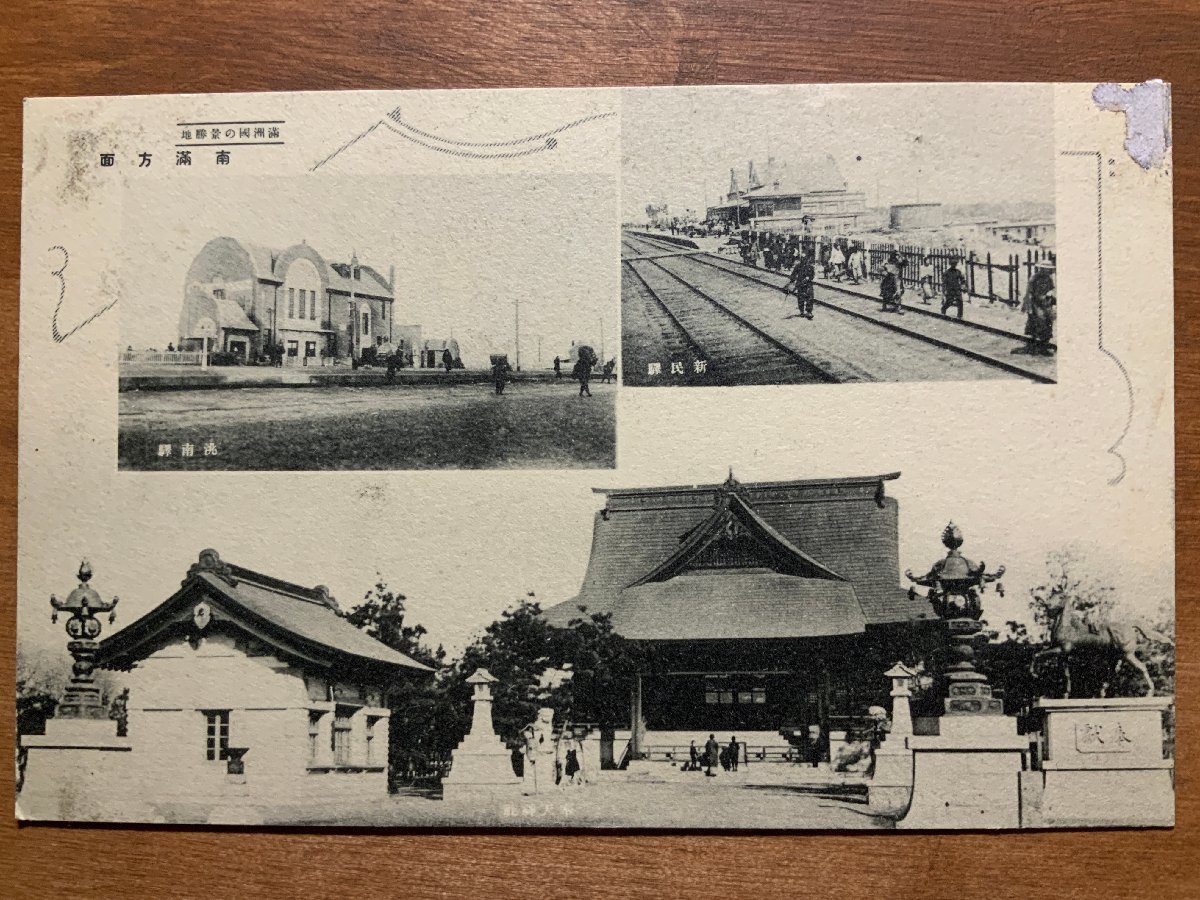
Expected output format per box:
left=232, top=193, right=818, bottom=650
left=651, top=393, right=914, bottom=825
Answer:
left=621, top=83, right=1056, bottom=387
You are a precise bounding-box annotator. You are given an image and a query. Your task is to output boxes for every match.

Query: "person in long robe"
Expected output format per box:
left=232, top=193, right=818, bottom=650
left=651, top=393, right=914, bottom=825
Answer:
left=1015, top=262, right=1056, bottom=355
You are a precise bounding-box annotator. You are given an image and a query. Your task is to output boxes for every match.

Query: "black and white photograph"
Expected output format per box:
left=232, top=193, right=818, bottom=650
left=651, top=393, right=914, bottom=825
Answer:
left=621, top=83, right=1057, bottom=387
left=116, top=172, right=618, bottom=471
left=15, top=84, right=1175, bottom=833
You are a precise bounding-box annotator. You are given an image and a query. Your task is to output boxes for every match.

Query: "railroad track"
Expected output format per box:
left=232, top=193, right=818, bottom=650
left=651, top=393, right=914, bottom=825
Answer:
left=622, top=232, right=1056, bottom=384
left=621, top=241, right=841, bottom=385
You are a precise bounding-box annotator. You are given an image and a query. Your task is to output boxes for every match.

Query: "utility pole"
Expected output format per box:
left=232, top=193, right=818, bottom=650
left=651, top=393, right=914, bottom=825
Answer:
left=514, top=295, right=520, bottom=371
left=600, top=317, right=605, bottom=363
left=537, top=335, right=542, bottom=365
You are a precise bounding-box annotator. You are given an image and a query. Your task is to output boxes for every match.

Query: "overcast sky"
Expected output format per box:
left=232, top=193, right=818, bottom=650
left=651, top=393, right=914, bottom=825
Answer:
left=19, top=384, right=1171, bottom=663
left=120, top=173, right=618, bottom=366
left=622, top=83, right=1054, bottom=220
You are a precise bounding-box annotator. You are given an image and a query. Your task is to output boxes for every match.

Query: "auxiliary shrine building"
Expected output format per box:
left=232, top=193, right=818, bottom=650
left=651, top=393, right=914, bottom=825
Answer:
left=542, top=472, right=938, bottom=761
left=178, top=237, right=397, bottom=363
left=92, top=550, right=430, bottom=816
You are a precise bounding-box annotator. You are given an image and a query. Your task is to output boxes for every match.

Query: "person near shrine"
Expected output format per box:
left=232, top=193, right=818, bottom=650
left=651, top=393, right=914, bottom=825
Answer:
left=554, top=355, right=562, bottom=379
left=783, top=249, right=817, bottom=320
left=705, top=733, right=720, bottom=777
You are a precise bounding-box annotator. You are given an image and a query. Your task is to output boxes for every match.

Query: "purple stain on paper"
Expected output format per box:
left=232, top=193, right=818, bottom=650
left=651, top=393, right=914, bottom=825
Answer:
left=1093, top=80, right=1171, bottom=169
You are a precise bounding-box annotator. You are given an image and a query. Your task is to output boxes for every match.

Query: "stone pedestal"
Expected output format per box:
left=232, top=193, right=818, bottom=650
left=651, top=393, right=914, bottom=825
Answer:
left=19, top=717, right=142, bottom=822
left=1023, top=697, right=1174, bottom=828
left=897, top=625, right=1028, bottom=829
left=442, top=668, right=521, bottom=801
left=897, top=715, right=1029, bottom=829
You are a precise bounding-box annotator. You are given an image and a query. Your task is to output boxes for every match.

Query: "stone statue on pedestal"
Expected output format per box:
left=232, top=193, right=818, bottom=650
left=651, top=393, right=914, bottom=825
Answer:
left=521, top=707, right=558, bottom=794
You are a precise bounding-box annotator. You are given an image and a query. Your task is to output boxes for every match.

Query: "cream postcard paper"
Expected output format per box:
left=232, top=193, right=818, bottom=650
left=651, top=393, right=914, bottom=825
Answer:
left=17, top=83, right=1174, bottom=828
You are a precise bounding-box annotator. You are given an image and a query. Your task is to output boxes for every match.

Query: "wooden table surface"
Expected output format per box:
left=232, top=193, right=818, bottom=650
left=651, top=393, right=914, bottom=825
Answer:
left=0, top=1, right=1195, bottom=897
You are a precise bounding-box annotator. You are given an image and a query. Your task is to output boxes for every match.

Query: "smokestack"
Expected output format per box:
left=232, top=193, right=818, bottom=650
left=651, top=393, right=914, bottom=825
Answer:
left=388, top=264, right=395, bottom=292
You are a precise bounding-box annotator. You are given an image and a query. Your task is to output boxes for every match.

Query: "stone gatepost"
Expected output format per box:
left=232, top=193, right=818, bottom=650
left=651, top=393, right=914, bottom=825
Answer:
left=868, top=663, right=916, bottom=815
left=1021, top=696, right=1174, bottom=827
left=441, top=668, right=520, bottom=801
left=19, top=561, right=142, bottom=822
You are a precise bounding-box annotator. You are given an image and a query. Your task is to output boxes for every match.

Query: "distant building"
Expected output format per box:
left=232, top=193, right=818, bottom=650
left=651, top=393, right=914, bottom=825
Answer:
left=889, top=203, right=945, bottom=230
left=982, top=221, right=1057, bottom=246
left=418, top=338, right=463, bottom=369
left=179, top=237, right=396, bottom=363
left=743, top=155, right=868, bottom=235
left=94, top=549, right=431, bottom=813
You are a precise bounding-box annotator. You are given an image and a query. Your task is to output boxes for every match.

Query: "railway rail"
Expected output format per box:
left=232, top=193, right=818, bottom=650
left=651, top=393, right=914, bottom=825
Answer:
left=622, top=232, right=1056, bottom=384
left=622, top=241, right=839, bottom=385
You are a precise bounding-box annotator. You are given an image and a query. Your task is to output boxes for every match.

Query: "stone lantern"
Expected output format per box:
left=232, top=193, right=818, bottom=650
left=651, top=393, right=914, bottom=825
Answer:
left=20, top=560, right=132, bottom=821
left=898, top=525, right=1027, bottom=829
left=442, top=667, right=520, bottom=800
left=49, top=560, right=119, bottom=719
left=905, top=522, right=1005, bottom=714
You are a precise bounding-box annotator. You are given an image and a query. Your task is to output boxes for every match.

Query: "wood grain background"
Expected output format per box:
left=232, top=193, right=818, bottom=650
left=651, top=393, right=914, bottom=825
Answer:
left=0, top=1, right=1195, bottom=896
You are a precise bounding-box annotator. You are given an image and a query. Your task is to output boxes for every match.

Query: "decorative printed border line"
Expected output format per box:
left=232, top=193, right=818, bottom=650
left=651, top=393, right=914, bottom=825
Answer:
left=1061, top=150, right=1133, bottom=486
left=48, top=245, right=119, bottom=344
left=311, top=108, right=615, bottom=171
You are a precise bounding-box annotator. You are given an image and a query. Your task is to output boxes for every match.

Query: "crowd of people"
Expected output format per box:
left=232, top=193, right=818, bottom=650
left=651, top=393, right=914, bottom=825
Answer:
left=738, top=230, right=1055, bottom=349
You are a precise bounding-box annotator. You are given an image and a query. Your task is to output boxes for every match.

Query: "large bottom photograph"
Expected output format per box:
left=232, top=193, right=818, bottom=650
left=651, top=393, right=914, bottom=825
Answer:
left=16, top=470, right=1174, bottom=830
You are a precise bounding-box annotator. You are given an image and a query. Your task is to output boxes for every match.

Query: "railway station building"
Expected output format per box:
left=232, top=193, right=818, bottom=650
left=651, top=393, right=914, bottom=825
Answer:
left=706, top=157, right=868, bottom=235
left=178, top=237, right=397, bottom=363
left=541, top=472, right=939, bottom=764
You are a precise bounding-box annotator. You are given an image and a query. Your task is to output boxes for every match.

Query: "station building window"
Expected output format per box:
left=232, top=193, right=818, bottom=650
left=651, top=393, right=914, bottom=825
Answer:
left=204, top=710, right=230, bottom=761
left=288, top=288, right=295, bottom=319
left=308, top=711, right=322, bottom=764
left=305, top=340, right=317, bottom=358
left=287, top=339, right=298, bottom=358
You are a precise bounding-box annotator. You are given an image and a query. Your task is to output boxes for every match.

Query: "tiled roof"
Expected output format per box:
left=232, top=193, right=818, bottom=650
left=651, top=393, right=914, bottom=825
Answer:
left=327, top=263, right=393, bottom=298
left=213, top=296, right=258, bottom=332
left=542, top=474, right=934, bottom=637
left=98, top=551, right=431, bottom=674
left=602, top=571, right=867, bottom=640
left=743, top=155, right=849, bottom=199
left=198, top=572, right=429, bottom=670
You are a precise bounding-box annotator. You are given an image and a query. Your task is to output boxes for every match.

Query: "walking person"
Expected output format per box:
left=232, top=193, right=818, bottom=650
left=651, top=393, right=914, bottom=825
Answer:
left=829, top=242, right=846, bottom=282
left=918, top=255, right=936, bottom=305
left=728, top=735, right=739, bottom=772
left=553, top=355, right=562, bottom=380
left=880, top=259, right=906, bottom=314
left=941, top=257, right=967, bottom=319
left=784, top=249, right=817, bottom=320
left=1013, top=260, right=1057, bottom=355
left=491, top=355, right=513, bottom=395
left=573, top=355, right=593, bottom=397
left=688, top=739, right=700, bottom=772
left=704, top=733, right=720, bottom=777
left=845, top=245, right=862, bottom=285
left=442, top=347, right=453, bottom=373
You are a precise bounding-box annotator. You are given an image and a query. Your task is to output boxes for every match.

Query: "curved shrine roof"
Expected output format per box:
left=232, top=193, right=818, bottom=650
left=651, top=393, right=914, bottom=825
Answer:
left=542, top=473, right=933, bottom=640
left=98, top=550, right=431, bottom=676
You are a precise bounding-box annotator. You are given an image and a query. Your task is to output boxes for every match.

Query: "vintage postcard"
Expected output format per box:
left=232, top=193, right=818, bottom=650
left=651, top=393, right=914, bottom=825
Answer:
left=17, top=83, right=1174, bottom=830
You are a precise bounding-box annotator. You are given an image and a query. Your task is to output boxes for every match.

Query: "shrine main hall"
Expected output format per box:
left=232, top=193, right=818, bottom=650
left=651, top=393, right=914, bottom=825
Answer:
left=542, top=472, right=940, bottom=763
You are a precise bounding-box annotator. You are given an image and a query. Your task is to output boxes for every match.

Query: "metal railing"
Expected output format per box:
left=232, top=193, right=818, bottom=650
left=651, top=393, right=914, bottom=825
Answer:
left=120, top=350, right=205, bottom=366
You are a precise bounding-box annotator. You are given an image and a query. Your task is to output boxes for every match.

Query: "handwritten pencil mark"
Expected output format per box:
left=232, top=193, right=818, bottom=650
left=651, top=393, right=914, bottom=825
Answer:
left=49, top=245, right=119, bottom=343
